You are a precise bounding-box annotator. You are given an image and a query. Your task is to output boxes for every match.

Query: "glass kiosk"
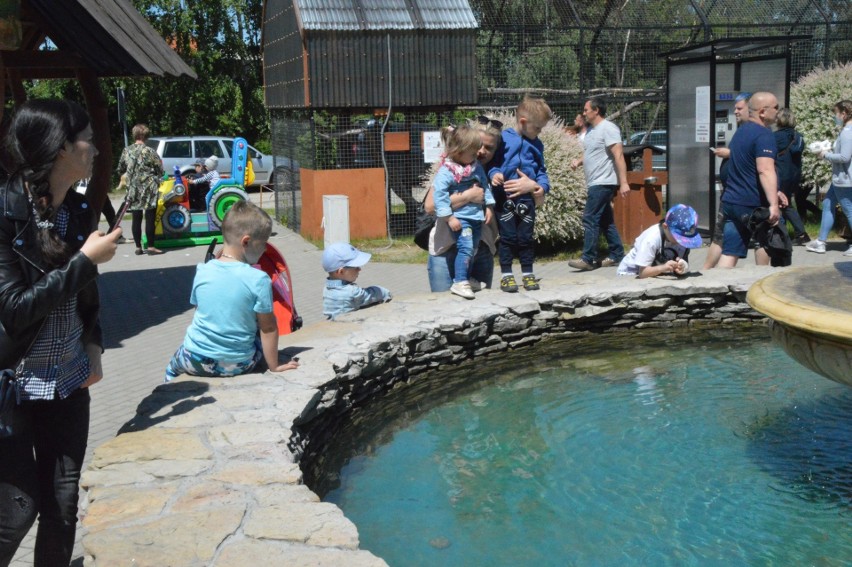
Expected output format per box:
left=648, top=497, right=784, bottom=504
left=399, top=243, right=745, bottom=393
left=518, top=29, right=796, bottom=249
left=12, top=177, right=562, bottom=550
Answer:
left=661, top=37, right=809, bottom=234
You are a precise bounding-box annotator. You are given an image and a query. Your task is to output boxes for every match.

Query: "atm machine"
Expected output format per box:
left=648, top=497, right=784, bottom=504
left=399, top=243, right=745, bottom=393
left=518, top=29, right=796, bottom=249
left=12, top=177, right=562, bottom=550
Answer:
left=712, top=92, right=739, bottom=199
left=713, top=93, right=738, bottom=155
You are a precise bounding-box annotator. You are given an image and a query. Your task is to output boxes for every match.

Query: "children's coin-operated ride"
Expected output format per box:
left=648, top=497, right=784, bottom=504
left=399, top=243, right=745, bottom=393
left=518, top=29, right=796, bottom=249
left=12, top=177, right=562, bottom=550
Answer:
left=146, top=137, right=256, bottom=248
left=204, top=240, right=303, bottom=335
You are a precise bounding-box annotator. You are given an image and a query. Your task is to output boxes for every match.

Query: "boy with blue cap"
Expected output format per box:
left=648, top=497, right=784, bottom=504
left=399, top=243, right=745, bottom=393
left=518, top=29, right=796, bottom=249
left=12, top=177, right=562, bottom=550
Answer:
left=617, top=204, right=703, bottom=278
left=323, top=242, right=392, bottom=320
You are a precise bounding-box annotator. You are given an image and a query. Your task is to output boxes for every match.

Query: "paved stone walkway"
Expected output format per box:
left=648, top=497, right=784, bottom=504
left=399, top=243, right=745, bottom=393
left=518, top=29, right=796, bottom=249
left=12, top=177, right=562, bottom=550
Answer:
left=9, top=194, right=845, bottom=564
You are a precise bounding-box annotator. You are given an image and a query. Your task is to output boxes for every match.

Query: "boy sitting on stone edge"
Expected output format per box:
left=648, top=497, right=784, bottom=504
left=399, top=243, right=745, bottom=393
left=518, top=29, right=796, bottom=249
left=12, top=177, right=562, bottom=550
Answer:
left=165, top=201, right=299, bottom=381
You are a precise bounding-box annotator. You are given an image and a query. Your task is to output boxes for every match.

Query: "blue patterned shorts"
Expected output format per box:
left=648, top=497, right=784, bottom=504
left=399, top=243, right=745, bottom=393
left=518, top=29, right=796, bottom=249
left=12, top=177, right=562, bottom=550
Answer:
left=164, top=340, right=263, bottom=382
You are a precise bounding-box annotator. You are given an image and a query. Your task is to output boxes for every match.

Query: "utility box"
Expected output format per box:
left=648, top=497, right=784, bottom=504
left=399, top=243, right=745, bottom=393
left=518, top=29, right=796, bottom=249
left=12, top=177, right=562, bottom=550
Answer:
left=323, top=195, right=350, bottom=247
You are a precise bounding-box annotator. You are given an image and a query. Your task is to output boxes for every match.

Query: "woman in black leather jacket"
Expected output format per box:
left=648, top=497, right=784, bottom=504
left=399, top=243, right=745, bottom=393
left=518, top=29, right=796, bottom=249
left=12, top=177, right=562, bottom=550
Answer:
left=0, top=99, right=121, bottom=567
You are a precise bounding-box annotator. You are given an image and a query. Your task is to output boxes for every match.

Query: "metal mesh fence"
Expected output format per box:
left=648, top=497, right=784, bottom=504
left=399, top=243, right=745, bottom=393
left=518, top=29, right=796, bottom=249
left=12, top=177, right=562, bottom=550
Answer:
left=270, top=0, right=852, bottom=239
left=272, top=109, right=492, bottom=238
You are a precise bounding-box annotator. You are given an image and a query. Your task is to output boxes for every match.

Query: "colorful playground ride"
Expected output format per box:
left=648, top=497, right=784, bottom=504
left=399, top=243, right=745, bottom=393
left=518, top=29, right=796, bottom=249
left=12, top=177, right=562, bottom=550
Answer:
left=204, top=241, right=303, bottom=335
left=147, top=137, right=255, bottom=248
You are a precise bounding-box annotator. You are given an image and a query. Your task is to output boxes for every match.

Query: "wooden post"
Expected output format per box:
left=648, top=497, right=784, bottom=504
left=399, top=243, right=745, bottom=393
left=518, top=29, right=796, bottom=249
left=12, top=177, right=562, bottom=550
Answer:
left=77, top=68, right=111, bottom=223
left=0, top=53, right=5, bottom=126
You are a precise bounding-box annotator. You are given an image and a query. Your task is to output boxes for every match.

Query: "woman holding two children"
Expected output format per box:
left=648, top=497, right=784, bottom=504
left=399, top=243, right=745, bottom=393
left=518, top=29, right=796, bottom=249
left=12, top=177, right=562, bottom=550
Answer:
left=425, top=116, right=542, bottom=292
left=0, top=99, right=120, bottom=566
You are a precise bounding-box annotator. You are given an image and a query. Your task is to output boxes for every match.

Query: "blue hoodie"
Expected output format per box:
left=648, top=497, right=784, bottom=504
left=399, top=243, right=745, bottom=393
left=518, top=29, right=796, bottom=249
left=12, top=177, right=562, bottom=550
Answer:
left=488, top=128, right=551, bottom=203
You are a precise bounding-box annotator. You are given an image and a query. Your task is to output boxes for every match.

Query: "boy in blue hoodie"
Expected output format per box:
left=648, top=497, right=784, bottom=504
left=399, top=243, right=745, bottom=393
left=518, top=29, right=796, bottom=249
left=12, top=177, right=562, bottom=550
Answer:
left=488, top=96, right=552, bottom=292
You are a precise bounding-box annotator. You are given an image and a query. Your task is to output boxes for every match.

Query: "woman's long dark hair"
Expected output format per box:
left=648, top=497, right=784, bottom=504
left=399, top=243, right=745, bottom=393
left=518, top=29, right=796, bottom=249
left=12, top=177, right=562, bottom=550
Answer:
left=6, top=99, right=91, bottom=267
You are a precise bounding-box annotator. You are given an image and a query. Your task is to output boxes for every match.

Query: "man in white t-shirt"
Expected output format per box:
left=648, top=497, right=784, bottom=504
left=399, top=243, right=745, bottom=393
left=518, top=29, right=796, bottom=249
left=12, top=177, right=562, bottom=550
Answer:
left=617, top=204, right=703, bottom=277
left=569, top=97, right=631, bottom=271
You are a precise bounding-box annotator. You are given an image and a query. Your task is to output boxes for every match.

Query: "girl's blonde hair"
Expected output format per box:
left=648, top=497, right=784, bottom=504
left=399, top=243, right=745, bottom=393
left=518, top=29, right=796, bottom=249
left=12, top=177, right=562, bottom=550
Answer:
left=441, top=124, right=481, bottom=161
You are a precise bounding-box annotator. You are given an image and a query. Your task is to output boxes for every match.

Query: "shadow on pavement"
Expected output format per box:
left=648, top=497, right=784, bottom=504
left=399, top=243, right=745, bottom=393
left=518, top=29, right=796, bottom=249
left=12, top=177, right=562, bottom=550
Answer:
left=98, top=265, right=196, bottom=349
left=117, top=380, right=213, bottom=434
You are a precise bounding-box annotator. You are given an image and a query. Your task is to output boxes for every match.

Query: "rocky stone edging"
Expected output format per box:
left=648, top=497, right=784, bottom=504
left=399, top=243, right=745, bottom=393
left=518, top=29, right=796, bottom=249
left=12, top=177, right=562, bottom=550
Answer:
left=80, top=271, right=771, bottom=566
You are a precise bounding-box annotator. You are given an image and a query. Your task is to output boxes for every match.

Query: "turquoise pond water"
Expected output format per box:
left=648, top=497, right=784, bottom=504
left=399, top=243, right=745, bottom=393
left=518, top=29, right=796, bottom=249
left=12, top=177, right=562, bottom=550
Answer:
left=321, top=326, right=852, bottom=566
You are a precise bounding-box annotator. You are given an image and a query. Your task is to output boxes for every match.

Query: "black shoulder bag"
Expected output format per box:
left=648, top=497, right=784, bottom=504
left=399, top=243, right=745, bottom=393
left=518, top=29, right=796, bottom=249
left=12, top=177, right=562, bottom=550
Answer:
left=0, top=322, right=46, bottom=438
left=413, top=191, right=436, bottom=251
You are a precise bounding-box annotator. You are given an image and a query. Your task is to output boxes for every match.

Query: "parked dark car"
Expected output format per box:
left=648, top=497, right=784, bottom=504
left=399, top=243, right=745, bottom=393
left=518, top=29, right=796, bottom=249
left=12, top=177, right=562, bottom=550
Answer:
left=337, top=118, right=435, bottom=215
left=625, top=130, right=667, bottom=171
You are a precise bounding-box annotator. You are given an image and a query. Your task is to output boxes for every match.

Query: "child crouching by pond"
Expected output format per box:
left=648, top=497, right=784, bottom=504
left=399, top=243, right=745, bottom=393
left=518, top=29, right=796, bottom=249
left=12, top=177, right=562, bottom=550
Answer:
left=617, top=204, right=703, bottom=278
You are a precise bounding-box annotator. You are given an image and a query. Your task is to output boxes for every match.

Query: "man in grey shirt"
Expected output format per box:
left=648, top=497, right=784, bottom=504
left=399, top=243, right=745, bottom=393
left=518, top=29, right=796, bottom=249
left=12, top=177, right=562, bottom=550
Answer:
left=569, top=97, right=631, bottom=270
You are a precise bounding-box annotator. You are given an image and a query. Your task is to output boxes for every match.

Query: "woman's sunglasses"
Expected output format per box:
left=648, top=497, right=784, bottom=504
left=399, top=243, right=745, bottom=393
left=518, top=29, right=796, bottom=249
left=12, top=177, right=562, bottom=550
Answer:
left=476, top=115, right=503, bottom=130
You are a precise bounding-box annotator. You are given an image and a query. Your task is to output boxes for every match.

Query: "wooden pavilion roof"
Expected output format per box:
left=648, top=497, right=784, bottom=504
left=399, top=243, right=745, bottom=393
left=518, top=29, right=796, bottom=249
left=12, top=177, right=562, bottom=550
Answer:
left=5, top=0, right=196, bottom=79
left=0, top=0, right=196, bottom=218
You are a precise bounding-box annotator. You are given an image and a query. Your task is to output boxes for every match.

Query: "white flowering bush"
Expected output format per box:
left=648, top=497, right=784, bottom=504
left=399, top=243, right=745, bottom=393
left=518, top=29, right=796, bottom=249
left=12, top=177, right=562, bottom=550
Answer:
left=790, top=62, right=852, bottom=193
left=416, top=111, right=586, bottom=246
left=531, top=113, right=586, bottom=244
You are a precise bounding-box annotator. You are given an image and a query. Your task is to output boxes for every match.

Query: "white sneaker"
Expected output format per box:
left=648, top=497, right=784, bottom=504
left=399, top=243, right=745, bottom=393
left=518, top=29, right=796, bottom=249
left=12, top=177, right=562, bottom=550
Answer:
left=806, top=239, right=826, bottom=254
left=450, top=281, right=475, bottom=299
left=844, top=245, right=852, bottom=257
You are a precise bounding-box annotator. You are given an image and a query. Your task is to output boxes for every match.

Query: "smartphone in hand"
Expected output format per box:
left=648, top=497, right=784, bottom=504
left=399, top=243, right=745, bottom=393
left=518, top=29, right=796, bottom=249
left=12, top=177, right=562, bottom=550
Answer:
left=110, top=200, right=131, bottom=232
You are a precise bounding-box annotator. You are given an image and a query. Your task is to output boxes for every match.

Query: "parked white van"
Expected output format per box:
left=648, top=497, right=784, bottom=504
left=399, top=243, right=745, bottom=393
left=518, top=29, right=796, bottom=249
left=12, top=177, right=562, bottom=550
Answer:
left=145, top=136, right=273, bottom=188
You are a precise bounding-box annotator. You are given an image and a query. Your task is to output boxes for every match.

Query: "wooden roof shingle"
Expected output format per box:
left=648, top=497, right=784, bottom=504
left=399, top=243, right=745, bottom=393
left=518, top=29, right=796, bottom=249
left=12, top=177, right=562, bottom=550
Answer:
left=26, top=0, right=196, bottom=78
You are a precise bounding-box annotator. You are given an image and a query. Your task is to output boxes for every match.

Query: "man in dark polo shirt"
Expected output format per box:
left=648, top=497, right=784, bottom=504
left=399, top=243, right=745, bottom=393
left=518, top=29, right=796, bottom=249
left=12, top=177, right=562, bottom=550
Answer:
left=717, top=91, right=783, bottom=268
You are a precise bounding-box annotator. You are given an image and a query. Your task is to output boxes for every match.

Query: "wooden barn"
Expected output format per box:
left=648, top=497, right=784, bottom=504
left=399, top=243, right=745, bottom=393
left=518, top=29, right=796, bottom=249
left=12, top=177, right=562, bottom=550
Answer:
left=262, top=0, right=478, bottom=109
left=262, top=0, right=479, bottom=239
left=1, top=0, right=196, bottom=214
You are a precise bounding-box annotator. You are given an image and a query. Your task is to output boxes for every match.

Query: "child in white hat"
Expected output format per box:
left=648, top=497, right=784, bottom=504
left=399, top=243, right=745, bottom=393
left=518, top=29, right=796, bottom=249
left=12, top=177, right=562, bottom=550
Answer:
left=190, top=155, right=221, bottom=189
left=322, top=242, right=392, bottom=320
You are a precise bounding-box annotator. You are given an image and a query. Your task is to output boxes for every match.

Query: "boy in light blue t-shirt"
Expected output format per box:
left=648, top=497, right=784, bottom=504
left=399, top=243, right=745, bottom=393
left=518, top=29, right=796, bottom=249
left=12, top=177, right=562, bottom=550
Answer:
left=165, top=201, right=299, bottom=381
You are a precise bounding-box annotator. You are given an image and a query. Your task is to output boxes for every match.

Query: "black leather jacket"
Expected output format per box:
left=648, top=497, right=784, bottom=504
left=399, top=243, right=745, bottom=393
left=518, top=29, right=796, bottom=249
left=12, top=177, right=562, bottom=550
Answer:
left=0, top=176, right=102, bottom=369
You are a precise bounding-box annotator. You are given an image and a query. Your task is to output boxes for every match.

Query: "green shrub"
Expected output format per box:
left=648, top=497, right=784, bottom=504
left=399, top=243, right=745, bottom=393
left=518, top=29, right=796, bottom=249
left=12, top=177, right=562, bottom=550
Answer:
left=791, top=62, right=852, bottom=193
left=417, top=111, right=586, bottom=246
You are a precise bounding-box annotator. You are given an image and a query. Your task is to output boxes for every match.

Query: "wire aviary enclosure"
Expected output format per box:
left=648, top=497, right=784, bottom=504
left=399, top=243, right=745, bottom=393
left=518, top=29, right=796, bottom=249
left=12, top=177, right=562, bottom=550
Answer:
left=263, top=0, right=852, bottom=238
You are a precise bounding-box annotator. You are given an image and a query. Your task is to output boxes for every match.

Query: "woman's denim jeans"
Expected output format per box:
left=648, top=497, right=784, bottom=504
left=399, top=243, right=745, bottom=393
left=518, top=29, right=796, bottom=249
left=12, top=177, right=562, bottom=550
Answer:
left=428, top=245, right=494, bottom=292
left=818, top=184, right=852, bottom=242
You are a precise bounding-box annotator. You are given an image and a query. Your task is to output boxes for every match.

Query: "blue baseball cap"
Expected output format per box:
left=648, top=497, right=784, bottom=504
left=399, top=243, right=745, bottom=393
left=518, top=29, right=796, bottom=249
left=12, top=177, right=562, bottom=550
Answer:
left=665, top=204, right=702, bottom=248
left=322, top=242, right=371, bottom=272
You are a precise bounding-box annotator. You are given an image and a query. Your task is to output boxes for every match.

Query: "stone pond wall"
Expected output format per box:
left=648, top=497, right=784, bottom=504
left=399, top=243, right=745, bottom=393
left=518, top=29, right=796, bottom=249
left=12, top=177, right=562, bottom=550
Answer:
left=80, top=272, right=770, bottom=566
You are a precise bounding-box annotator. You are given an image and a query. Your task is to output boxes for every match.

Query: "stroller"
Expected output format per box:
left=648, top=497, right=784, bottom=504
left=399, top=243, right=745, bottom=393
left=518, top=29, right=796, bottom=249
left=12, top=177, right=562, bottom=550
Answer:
left=205, top=240, right=303, bottom=335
